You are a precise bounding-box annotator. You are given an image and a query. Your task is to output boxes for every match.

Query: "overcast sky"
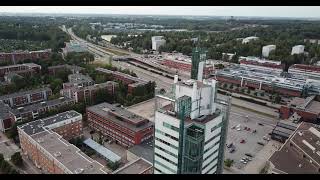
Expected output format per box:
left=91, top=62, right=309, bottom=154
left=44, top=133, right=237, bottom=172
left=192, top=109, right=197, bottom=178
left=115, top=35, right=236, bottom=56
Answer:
left=0, top=6, right=320, bottom=18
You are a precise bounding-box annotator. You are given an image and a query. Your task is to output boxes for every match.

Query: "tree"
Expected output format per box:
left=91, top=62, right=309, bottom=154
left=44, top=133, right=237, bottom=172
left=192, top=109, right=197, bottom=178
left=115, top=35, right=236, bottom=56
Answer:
left=11, top=152, right=23, bottom=167
left=274, top=94, right=282, bottom=104
left=224, top=159, right=234, bottom=168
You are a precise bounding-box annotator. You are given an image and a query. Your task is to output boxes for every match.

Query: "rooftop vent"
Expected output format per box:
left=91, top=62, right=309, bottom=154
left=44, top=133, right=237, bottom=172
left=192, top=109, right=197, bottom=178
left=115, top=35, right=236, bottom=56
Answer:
left=298, top=131, right=303, bottom=136
left=74, top=168, right=84, bottom=174
left=298, top=164, right=302, bottom=168
left=54, top=152, right=62, bottom=157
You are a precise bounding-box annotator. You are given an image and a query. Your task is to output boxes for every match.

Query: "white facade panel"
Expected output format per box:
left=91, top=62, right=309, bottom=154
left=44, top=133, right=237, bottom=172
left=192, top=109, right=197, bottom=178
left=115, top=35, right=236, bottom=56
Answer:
left=155, top=131, right=179, bottom=147
left=155, top=148, right=178, bottom=164
left=154, top=155, right=178, bottom=172
left=204, top=143, right=220, bottom=159
left=155, top=140, right=179, bottom=156
left=202, top=159, right=218, bottom=174
left=207, top=166, right=217, bottom=174
left=204, top=115, right=223, bottom=142
left=203, top=151, right=219, bottom=167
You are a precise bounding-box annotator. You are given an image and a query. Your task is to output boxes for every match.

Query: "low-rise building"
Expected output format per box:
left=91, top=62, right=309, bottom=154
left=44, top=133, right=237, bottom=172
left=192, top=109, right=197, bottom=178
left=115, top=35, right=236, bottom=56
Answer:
left=269, top=122, right=320, bottom=174
left=112, top=158, right=153, bottom=174
left=239, top=56, right=284, bottom=74
left=10, top=97, right=76, bottom=122
left=288, top=64, right=320, bottom=81
left=18, top=111, right=108, bottom=174
left=242, top=36, right=259, bottom=44
left=63, top=73, right=94, bottom=89
left=86, top=102, right=154, bottom=148
left=96, top=68, right=148, bottom=94
left=262, top=45, right=276, bottom=57
left=48, top=64, right=84, bottom=76
left=0, top=49, right=51, bottom=64
left=0, top=101, right=14, bottom=132
left=0, top=63, right=41, bottom=78
left=60, top=81, right=118, bottom=103
left=271, top=120, right=299, bottom=143
left=62, top=40, right=87, bottom=56
left=291, top=45, right=305, bottom=55
left=0, top=87, right=52, bottom=107
left=279, top=96, right=320, bottom=123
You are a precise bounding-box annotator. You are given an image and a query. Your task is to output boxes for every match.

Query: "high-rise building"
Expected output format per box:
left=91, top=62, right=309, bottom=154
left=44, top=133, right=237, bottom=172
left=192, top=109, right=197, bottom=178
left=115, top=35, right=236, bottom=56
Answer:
left=153, top=74, right=231, bottom=174
left=191, top=47, right=207, bottom=81
left=152, top=36, right=166, bottom=51
left=262, top=45, right=276, bottom=57
left=291, top=45, right=305, bottom=55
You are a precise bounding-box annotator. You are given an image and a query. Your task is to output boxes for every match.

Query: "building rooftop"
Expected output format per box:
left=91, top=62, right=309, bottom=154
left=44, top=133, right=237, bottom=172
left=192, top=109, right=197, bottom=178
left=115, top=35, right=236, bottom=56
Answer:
left=68, top=73, right=94, bottom=85
left=30, top=130, right=107, bottom=174
left=0, top=63, right=41, bottom=70
left=48, top=64, right=84, bottom=72
left=11, top=97, right=75, bottom=116
left=0, top=87, right=51, bottom=101
left=127, top=138, right=154, bottom=163
left=290, top=64, right=320, bottom=73
left=83, top=138, right=121, bottom=163
left=0, top=101, right=12, bottom=120
left=18, top=110, right=81, bottom=135
left=113, top=158, right=152, bottom=174
left=288, top=96, right=320, bottom=115
left=87, top=102, right=154, bottom=132
left=269, top=122, right=320, bottom=174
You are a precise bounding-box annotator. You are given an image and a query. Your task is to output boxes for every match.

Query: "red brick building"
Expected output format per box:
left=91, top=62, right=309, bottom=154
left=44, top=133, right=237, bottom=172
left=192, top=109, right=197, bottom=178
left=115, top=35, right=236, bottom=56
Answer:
left=0, top=49, right=51, bottom=64
left=17, top=111, right=108, bottom=174
left=86, top=102, right=154, bottom=148
left=0, top=63, right=41, bottom=78
left=96, top=68, right=148, bottom=94
left=161, top=59, right=214, bottom=78
left=0, top=87, right=52, bottom=107
left=279, top=96, right=320, bottom=123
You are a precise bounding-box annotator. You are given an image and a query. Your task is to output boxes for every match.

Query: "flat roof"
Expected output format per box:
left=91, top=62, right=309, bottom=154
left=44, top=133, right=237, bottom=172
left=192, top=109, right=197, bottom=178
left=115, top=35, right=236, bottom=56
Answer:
left=113, top=158, right=152, bottom=174
left=30, top=130, right=107, bottom=174
left=18, top=110, right=81, bottom=135
left=83, top=138, right=121, bottom=163
left=127, top=138, right=154, bottom=163
left=0, top=87, right=51, bottom=100
left=269, top=122, right=320, bottom=174
left=68, top=73, right=94, bottom=84
left=11, top=97, right=75, bottom=115
left=289, top=96, right=320, bottom=114
left=87, top=102, right=153, bottom=132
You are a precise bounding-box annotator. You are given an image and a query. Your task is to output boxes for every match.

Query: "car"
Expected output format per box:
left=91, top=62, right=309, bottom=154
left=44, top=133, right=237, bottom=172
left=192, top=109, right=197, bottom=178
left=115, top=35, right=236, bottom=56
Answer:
left=257, top=142, right=265, bottom=146
left=240, top=139, right=246, bottom=144
left=231, top=126, right=236, bottom=129
left=229, top=148, right=235, bottom=153
left=245, top=153, right=253, bottom=158
left=244, top=127, right=247, bottom=130
left=258, top=123, right=264, bottom=126
left=247, top=128, right=251, bottom=131
left=241, top=161, right=247, bottom=164
left=252, top=130, right=257, bottom=133
left=227, top=143, right=233, bottom=148
left=237, top=128, right=241, bottom=131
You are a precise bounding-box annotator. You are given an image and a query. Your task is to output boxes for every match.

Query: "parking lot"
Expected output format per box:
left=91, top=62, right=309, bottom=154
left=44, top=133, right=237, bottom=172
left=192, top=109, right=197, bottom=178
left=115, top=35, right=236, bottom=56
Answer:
left=224, top=106, right=276, bottom=171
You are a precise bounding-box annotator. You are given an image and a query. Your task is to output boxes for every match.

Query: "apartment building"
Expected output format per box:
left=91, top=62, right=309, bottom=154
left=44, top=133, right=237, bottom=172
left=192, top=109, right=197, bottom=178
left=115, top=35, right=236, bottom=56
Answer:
left=153, top=75, right=230, bottom=174
left=60, top=81, right=118, bottom=103
left=96, top=68, right=148, bottom=94
left=0, top=49, right=51, bottom=64
left=0, top=87, right=52, bottom=107
left=62, top=73, right=94, bottom=89
left=0, top=63, right=41, bottom=78
left=291, top=45, right=305, bottom=55
left=48, top=64, right=84, bottom=75
left=262, top=45, right=276, bottom=57
left=86, top=102, right=154, bottom=148
left=10, top=97, right=76, bottom=122
left=18, top=111, right=108, bottom=174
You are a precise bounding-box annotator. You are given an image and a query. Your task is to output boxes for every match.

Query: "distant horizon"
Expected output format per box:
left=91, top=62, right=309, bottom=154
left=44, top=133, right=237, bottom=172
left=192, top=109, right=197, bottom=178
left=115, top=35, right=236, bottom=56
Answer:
left=0, top=6, right=320, bottom=19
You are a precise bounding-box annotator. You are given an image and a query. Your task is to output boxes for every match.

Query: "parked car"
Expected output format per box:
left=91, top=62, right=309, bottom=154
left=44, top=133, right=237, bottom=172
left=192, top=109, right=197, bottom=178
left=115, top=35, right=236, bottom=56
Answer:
left=229, top=148, right=235, bottom=153
left=240, top=139, right=246, bottom=144
left=247, top=128, right=251, bottom=131
left=258, top=123, right=264, bottom=126
left=231, top=126, right=236, bottom=129
left=237, top=128, right=241, bottom=131
left=257, top=142, right=265, bottom=146
left=227, top=143, right=233, bottom=148
left=252, top=130, right=257, bottom=133
left=245, top=153, right=253, bottom=158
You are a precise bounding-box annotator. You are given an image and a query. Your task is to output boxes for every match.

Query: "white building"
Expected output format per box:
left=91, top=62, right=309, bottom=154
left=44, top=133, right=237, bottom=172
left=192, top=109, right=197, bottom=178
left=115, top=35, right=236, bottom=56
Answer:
left=291, top=45, right=305, bottom=55
left=62, top=40, right=87, bottom=55
left=242, top=36, right=259, bottom=44
left=153, top=75, right=230, bottom=174
left=262, top=45, right=276, bottom=57
left=152, top=36, right=166, bottom=51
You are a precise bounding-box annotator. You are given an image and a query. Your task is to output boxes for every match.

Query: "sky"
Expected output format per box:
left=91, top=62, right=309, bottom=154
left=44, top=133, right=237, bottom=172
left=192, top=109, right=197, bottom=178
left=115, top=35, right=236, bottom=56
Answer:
left=0, top=6, right=320, bottom=18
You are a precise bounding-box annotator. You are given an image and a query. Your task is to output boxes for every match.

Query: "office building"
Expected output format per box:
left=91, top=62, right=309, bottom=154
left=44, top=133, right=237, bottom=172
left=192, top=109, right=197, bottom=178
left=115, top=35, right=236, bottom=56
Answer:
left=269, top=122, right=320, bottom=174
left=153, top=75, right=231, bottom=174
left=262, top=45, right=276, bottom=57
left=291, top=45, right=305, bottom=55
left=0, top=87, right=52, bottom=107
left=152, top=36, right=166, bottom=51
left=86, top=102, right=154, bottom=148
left=18, top=111, right=108, bottom=174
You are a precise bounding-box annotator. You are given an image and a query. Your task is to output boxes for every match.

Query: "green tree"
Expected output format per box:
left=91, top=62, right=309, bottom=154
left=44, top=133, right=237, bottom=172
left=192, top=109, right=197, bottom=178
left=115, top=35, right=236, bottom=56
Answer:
left=11, top=152, right=23, bottom=167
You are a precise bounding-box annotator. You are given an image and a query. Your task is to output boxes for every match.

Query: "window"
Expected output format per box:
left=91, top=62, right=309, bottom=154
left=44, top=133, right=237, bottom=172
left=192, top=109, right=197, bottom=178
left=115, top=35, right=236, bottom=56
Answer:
left=155, top=129, right=178, bottom=141
left=155, top=137, right=178, bottom=150
left=163, top=122, right=179, bottom=132
left=155, top=145, right=178, bottom=158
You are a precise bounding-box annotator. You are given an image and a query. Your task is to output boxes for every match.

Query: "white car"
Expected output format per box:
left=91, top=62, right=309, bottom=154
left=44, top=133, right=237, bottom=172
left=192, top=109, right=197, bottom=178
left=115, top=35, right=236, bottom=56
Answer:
left=237, top=128, right=241, bottom=131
